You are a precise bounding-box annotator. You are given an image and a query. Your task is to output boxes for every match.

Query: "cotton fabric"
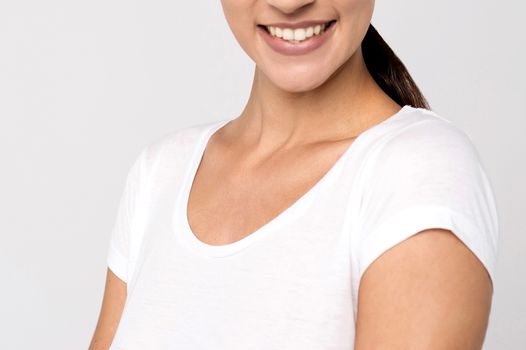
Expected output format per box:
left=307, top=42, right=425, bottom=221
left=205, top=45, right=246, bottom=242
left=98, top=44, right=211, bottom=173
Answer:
left=106, top=105, right=499, bottom=349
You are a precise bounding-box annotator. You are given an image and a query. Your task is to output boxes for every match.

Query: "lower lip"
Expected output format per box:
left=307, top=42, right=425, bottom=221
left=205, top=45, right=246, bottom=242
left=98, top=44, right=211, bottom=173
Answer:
left=257, top=22, right=337, bottom=56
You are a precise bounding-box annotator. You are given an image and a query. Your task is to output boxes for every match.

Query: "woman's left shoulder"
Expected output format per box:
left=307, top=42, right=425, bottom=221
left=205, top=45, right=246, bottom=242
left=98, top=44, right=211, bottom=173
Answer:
left=355, top=107, right=500, bottom=285
left=377, top=106, right=484, bottom=168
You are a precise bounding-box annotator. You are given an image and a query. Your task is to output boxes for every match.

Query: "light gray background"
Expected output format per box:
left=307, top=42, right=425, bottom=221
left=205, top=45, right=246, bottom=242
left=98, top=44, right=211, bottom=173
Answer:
left=0, top=1, right=524, bottom=349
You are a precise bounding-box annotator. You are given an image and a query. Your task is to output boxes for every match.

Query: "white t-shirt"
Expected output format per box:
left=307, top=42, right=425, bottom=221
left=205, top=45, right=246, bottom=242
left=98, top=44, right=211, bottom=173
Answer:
left=106, top=105, right=499, bottom=349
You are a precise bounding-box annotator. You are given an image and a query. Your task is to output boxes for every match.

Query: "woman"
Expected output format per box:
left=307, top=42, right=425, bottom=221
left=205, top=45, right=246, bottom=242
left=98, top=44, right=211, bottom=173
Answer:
left=90, top=0, right=499, bottom=349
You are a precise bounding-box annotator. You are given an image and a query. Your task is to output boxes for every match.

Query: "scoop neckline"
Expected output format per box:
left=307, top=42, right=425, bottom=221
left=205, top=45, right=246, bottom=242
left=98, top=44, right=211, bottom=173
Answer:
left=173, top=104, right=415, bottom=258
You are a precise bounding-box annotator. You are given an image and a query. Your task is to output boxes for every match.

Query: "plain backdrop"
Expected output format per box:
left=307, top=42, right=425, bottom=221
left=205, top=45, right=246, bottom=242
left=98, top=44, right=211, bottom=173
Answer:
left=1, top=1, right=524, bottom=349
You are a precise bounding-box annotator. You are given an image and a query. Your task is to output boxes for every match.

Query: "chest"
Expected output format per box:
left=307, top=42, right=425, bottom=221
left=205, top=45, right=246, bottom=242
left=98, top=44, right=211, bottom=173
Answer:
left=114, top=133, right=363, bottom=349
left=186, top=139, right=357, bottom=247
left=116, top=206, right=356, bottom=350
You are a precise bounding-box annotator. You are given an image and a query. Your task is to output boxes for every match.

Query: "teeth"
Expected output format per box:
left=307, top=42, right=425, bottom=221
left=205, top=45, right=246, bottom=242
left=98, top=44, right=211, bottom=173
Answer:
left=293, top=28, right=306, bottom=41
left=265, top=22, right=332, bottom=43
left=282, top=28, right=294, bottom=40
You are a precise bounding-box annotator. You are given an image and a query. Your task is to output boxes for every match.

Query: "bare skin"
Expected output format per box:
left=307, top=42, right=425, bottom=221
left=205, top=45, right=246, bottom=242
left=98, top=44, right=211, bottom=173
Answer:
left=354, top=228, right=493, bottom=349
left=188, top=46, right=400, bottom=246
left=88, top=269, right=126, bottom=350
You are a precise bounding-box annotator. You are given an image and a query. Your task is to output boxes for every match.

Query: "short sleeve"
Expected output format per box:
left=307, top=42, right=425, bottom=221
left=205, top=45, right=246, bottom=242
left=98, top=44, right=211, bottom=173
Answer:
left=106, top=147, right=148, bottom=283
left=356, top=120, right=499, bottom=286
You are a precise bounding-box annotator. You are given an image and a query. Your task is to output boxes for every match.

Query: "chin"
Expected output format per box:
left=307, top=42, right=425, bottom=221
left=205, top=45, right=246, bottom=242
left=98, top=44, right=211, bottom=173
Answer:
left=263, top=65, right=333, bottom=93
left=275, top=77, right=327, bottom=93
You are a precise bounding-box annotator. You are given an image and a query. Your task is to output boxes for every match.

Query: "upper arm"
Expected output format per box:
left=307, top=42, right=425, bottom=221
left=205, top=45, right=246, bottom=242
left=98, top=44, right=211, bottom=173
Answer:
left=90, top=143, right=157, bottom=348
left=352, top=119, right=499, bottom=348
left=89, top=268, right=127, bottom=350
left=354, top=227, right=493, bottom=350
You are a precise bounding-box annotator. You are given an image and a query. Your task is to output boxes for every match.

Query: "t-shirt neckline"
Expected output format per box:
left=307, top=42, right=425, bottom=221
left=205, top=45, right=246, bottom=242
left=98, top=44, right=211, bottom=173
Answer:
left=172, top=104, right=415, bottom=258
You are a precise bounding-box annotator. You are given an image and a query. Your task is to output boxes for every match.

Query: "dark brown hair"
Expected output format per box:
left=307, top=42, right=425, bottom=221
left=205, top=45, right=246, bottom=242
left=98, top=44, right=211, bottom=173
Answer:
left=362, top=24, right=431, bottom=110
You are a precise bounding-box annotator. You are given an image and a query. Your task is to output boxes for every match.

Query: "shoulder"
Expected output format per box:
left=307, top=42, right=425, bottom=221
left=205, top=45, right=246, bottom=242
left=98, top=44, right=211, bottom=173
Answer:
left=136, top=118, right=225, bottom=177
left=383, top=107, right=479, bottom=159
left=356, top=107, right=498, bottom=243
left=364, top=107, right=485, bottom=183
left=354, top=107, right=499, bottom=287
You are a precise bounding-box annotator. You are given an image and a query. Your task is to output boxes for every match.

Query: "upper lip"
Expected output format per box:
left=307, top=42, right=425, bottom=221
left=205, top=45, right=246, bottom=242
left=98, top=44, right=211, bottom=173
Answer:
left=259, top=19, right=335, bottom=29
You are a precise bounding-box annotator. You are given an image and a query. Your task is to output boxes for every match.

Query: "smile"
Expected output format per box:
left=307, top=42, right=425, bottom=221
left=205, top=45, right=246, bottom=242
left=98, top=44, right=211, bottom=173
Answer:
left=257, top=20, right=337, bottom=56
left=261, top=20, right=337, bottom=44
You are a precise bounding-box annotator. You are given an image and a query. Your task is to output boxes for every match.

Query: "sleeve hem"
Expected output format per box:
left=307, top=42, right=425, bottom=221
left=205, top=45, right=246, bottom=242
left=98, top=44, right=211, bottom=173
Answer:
left=358, top=204, right=496, bottom=286
left=107, top=245, right=128, bottom=283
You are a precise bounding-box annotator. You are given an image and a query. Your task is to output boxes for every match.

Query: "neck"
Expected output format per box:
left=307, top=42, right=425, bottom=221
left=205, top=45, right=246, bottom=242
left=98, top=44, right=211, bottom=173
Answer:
left=232, top=47, right=398, bottom=150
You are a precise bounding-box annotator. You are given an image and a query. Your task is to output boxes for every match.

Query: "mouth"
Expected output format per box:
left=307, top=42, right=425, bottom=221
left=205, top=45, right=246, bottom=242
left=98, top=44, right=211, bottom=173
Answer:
left=257, top=20, right=337, bottom=44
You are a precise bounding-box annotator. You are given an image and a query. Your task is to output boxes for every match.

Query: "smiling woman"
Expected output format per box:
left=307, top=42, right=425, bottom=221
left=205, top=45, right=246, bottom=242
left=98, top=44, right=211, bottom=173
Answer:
left=89, top=0, right=498, bottom=349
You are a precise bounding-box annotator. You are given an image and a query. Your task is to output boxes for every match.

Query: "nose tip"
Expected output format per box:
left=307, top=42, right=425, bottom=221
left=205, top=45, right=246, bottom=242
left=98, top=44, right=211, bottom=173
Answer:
left=265, top=0, right=316, bottom=15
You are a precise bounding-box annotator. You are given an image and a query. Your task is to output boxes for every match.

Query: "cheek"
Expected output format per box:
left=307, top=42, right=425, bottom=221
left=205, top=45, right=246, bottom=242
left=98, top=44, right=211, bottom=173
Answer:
left=335, top=0, right=374, bottom=57
left=339, top=0, right=375, bottom=13
left=220, top=1, right=258, bottom=59
left=340, top=0, right=375, bottom=34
